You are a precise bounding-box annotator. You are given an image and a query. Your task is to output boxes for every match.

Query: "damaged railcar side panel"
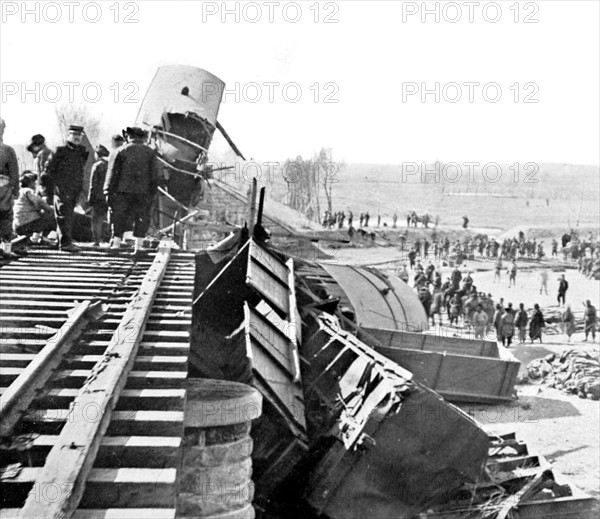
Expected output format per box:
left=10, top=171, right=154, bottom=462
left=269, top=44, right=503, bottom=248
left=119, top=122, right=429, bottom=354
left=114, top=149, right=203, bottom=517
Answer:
left=300, top=312, right=490, bottom=519
left=355, top=326, right=520, bottom=404
left=191, top=240, right=308, bottom=501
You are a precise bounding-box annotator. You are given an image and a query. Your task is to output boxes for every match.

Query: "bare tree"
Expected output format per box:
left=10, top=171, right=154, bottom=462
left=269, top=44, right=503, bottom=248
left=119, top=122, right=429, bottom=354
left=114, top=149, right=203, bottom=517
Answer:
left=55, top=103, right=101, bottom=145
left=283, top=147, right=342, bottom=222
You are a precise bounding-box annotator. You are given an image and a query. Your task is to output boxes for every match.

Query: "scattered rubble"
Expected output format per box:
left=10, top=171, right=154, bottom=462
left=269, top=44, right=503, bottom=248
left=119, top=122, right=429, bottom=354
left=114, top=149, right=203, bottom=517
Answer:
left=527, top=349, right=600, bottom=400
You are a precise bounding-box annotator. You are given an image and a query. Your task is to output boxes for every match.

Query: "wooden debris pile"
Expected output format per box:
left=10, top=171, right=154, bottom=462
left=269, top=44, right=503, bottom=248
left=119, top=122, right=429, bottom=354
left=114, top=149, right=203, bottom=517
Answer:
left=527, top=349, right=600, bottom=400
left=421, top=432, right=597, bottom=518
left=542, top=308, right=585, bottom=335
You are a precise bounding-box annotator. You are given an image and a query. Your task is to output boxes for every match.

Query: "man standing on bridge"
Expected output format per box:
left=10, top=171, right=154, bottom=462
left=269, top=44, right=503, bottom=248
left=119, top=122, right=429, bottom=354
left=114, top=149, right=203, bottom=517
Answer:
left=104, top=127, right=161, bottom=253
left=45, top=125, right=89, bottom=251
left=0, top=119, right=20, bottom=259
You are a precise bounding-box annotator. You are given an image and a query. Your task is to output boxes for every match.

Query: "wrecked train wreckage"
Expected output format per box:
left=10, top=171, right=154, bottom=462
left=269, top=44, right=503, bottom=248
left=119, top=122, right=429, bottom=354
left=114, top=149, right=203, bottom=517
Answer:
left=135, top=65, right=246, bottom=239
left=190, top=227, right=595, bottom=518
left=191, top=237, right=489, bottom=518
left=129, top=65, right=594, bottom=517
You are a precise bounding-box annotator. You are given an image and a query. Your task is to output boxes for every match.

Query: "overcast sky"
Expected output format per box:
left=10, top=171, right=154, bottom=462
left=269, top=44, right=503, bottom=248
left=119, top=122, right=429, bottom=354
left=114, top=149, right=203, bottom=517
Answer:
left=1, top=0, right=599, bottom=165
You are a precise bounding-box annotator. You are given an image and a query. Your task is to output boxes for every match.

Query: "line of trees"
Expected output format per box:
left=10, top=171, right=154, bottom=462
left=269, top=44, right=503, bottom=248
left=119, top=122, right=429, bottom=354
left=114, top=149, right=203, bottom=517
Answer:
left=283, top=147, right=342, bottom=222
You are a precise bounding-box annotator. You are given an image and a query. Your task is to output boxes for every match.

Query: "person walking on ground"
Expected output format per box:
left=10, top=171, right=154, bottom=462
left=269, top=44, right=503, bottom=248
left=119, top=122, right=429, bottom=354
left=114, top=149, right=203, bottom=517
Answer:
left=508, top=260, right=517, bottom=287
left=583, top=300, right=597, bottom=342
left=493, top=304, right=503, bottom=343
left=407, top=248, right=416, bottom=269
left=418, top=287, right=432, bottom=324
left=529, top=304, right=545, bottom=343
left=473, top=304, right=489, bottom=339
left=515, top=303, right=529, bottom=343
left=430, top=290, right=443, bottom=327
left=539, top=270, right=549, bottom=295
left=0, top=118, right=20, bottom=259
left=104, top=127, right=161, bottom=253
left=494, top=257, right=503, bottom=283
left=449, top=293, right=461, bottom=326
left=451, top=266, right=462, bottom=290
left=557, top=274, right=569, bottom=307
left=500, top=306, right=515, bottom=347
left=562, top=304, right=576, bottom=342
left=88, top=144, right=110, bottom=246
left=45, top=125, right=89, bottom=251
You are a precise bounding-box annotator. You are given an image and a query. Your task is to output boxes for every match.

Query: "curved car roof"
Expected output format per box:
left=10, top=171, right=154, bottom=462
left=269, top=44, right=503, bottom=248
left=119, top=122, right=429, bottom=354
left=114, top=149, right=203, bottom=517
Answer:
left=321, top=264, right=428, bottom=332
left=136, top=65, right=225, bottom=128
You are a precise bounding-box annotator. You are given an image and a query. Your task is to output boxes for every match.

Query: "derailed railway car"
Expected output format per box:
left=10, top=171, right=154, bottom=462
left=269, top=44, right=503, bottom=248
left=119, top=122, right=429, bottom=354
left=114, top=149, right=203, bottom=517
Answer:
left=135, top=65, right=243, bottom=235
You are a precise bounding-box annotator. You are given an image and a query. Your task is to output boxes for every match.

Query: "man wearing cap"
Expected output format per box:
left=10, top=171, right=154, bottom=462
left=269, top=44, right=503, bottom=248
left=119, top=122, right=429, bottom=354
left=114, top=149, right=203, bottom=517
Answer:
left=26, top=134, right=54, bottom=204
left=0, top=119, right=21, bottom=259
left=45, top=125, right=89, bottom=251
left=88, top=144, right=110, bottom=246
left=104, top=127, right=160, bottom=252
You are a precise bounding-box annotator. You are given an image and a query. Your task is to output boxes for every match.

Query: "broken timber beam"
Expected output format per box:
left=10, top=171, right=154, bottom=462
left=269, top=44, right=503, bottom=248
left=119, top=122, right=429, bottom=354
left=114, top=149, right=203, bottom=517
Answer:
left=18, top=242, right=172, bottom=519
left=0, top=300, right=104, bottom=438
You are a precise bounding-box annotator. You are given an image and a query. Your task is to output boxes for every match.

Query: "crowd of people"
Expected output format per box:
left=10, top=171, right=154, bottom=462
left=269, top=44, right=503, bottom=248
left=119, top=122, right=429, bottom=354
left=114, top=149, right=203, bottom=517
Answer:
left=0, top=118, right=161, bottom=259
left=396, top=260, right=598, bottom=345
left=322, top=209, right=443, bottom=232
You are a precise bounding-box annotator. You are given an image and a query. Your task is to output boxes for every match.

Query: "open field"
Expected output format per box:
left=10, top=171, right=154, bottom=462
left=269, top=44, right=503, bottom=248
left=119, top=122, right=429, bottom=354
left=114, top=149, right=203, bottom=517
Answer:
left=263, top=161, right=600, bottom=233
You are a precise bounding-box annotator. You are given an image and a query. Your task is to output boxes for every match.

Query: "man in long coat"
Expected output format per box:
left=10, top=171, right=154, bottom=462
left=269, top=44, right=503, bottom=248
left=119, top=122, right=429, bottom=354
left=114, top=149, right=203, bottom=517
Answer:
left=45, top=125, right=89, bottom=251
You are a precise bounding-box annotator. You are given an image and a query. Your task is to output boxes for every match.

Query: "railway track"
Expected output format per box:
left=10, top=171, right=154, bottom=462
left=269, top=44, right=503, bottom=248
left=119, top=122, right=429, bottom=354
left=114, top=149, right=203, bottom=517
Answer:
left=0, top=243, right=195, bottom=518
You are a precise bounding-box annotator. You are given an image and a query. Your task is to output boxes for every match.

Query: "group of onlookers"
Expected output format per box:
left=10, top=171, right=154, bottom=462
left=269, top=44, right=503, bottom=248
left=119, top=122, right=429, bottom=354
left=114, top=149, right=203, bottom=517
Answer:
left=0, top=118, right=160, bottom=259
left=397, top=259, right=598, bottom=345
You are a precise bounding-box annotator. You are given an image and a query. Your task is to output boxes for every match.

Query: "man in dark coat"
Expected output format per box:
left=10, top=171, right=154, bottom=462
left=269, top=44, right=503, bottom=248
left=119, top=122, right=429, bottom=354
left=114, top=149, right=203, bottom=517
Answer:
left=104, top=127, right=161, bottom=252
left=407, top=247, right=417, bottom=269
left=0, top=118, right=20, bottom=259
left=45, top=125, right=89, bottom=250
left=557, top=274, right=569, bottom=307
left=529, top=304, right=545, bottom=343
left=451, top=266, right=462, bottom=290
left=26, top=134, right=53, bottom=203
left=583, top=300, right=597, bottom=342
left=88, top=145, right=110, bottom=245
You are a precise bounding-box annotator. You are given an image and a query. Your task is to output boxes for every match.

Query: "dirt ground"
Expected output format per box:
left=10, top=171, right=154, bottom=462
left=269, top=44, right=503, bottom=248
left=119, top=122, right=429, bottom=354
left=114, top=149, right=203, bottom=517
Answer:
left=314, top=230, right=600, bottom=500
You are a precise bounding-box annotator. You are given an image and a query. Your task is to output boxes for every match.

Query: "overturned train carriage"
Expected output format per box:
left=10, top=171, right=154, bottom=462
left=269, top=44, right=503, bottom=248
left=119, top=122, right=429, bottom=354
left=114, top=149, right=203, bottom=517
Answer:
left=135, top=66, right=225, bottom=232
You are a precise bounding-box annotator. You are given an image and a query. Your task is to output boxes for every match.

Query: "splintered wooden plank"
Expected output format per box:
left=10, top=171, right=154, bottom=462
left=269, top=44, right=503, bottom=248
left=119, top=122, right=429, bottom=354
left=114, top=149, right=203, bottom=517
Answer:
left=18, top=243, right=172, bottom=518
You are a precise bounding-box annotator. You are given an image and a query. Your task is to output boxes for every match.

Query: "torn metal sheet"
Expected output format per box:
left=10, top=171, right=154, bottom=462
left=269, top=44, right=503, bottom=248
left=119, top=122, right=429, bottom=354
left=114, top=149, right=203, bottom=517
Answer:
left=301, top=311, right=490, bottom=519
